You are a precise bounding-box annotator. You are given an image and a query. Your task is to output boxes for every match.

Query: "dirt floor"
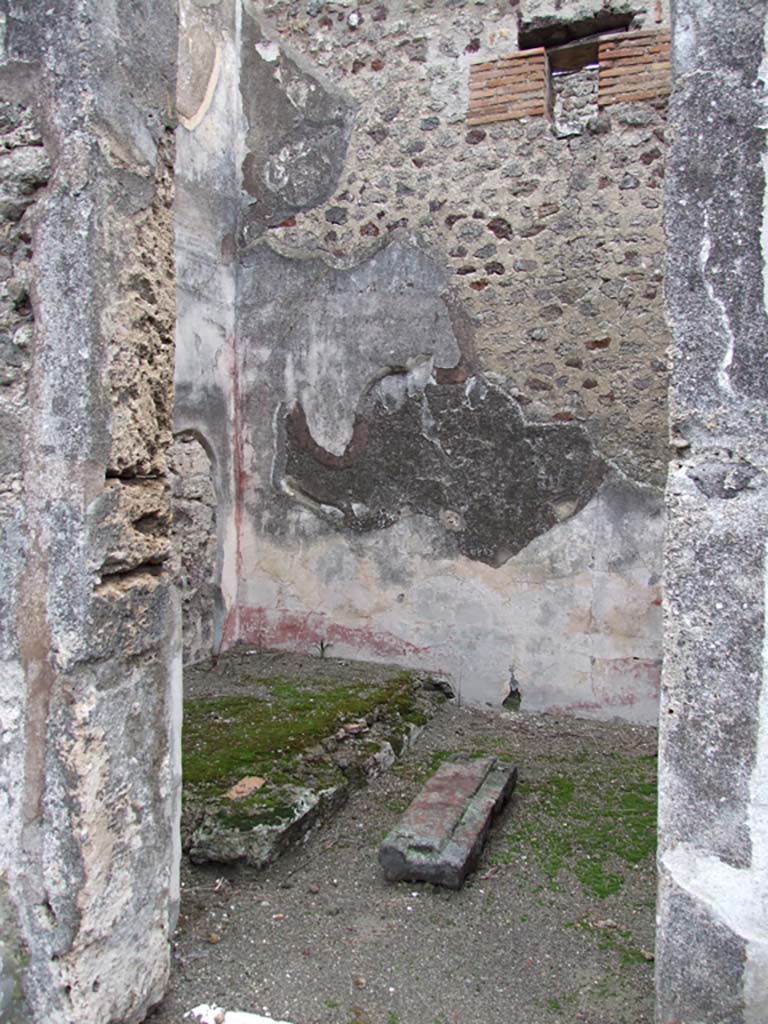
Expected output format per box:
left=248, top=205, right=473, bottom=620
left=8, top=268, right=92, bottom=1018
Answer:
left=150, top=652, right=658, bottom=1024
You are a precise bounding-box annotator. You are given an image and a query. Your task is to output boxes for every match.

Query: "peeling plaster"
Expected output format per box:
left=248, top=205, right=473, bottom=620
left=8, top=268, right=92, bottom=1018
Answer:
left=283, top=373, right=608, bottom=565
left=238, top=477, right=663, bottom=719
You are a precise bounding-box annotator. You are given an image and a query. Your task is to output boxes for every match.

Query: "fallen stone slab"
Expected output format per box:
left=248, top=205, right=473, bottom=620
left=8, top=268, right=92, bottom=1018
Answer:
left=379, top=756, right=517, bottom=888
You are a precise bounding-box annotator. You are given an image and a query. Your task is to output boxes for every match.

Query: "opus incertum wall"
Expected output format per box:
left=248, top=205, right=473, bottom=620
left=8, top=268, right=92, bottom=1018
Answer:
left=173, top=0, right=671, bottom=721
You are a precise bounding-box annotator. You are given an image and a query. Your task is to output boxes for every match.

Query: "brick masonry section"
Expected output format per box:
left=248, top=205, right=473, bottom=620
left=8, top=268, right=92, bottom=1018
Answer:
left=468, top=30, right=670, bottom=126
left=598, top=30, right=671, bottom=107
left=378, top=757, right=518, bottom=888
left=467, top=49, right=548, bottom=126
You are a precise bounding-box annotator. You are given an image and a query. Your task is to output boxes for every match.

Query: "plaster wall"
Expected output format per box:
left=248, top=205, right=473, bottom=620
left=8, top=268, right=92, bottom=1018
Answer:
left=657, top=0, right=768, bottom=1019
left=0, top=3, right=180, bottom=1021
left=175, top=0, right=243, bottom=660
left=213, top=0, right=665, bottom=719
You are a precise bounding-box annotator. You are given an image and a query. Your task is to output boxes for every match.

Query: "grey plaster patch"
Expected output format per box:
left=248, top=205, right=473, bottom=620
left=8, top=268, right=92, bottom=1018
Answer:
left=686, top=452, right=761, bottom=500
left=239, top=235, right=462, bottom=457
left=656, top=882, right=747, bottom=1024
left=239, top=5, right=355, bottom=233
left=283, top=374, right=607, bottom=566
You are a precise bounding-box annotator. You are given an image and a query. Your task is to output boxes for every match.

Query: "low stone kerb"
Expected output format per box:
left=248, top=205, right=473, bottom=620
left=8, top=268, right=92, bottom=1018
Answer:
left=379, top=756, right=517, bottom=888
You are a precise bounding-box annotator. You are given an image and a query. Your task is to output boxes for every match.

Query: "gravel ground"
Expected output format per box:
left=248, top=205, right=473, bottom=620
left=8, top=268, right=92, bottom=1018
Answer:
left=150, top=654, right=658, bottom=1024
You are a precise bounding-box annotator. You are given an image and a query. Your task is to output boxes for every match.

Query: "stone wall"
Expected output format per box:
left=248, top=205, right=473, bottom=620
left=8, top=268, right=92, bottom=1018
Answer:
left=657, top=0, right=768, bottom=1019
left=252, top=0, right=670, bottom=484
left=0, top=3, right=180, bottom=1022
left=170, top=433, right=218, bottom=666
left=203, top=0, right=668, bottom=719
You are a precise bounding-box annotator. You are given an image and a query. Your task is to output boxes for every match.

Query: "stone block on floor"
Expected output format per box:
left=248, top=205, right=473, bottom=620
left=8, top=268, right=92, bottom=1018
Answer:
left=378, top=756, right=517, bottom=888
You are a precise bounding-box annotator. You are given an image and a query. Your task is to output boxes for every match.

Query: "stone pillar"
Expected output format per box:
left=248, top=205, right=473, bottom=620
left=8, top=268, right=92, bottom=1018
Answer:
left=0, top=3, right=180, bottom=1022
left=658, top=1, right=768, bottom=1021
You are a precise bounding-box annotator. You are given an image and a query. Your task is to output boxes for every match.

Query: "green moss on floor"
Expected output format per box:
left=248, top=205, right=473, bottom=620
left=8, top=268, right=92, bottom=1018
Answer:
left=181, top=671, right=436, bottom=857
left=492, top=753, right=657, bottom=900
left=183, top=673, right=420, bottom=798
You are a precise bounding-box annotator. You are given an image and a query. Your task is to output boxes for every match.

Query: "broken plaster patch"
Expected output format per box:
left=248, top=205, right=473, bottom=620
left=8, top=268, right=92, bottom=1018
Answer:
left=254, top=40, right=279, bottom=63
left=283, top=374, right=608, bottom=565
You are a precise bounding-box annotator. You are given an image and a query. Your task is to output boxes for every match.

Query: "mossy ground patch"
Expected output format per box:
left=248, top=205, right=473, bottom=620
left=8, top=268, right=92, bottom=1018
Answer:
left=181, top=664, right=441, bottom=863
left=492, top=753, right=657, bottom=899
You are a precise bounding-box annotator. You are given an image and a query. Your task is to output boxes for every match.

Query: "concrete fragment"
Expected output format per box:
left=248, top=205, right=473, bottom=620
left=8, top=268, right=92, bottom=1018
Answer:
left=379, top=757, right=517, bottom=888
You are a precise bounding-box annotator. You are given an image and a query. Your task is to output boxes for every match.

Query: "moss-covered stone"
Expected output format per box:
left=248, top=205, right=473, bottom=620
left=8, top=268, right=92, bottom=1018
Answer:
left=182, top=661, right=442, bottom=867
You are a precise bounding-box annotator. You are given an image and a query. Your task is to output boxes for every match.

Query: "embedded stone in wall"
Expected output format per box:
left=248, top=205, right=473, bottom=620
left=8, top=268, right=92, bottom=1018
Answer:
left=551, top=66, right=599, bottom=138
left=283, top=374, right=607, bottom=567
left=170, top=432, right=218, bottom=666
left=91, top=477, right=172, bottom=581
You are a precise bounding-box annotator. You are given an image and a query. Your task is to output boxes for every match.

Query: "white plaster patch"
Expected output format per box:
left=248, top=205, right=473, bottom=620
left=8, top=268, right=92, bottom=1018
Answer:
left=279, top=296, right=459, bottom=457
left=237, top=480, right=663, bottom=722
left=286, top=76, right=312, bottom=112
left=265, top=142, right=308, bottom=192
left=699, top=212, right=735, bottom=395
left=254, top=40, right=280, bottom=63
left=187, top=1004, right=295, bottom=1024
